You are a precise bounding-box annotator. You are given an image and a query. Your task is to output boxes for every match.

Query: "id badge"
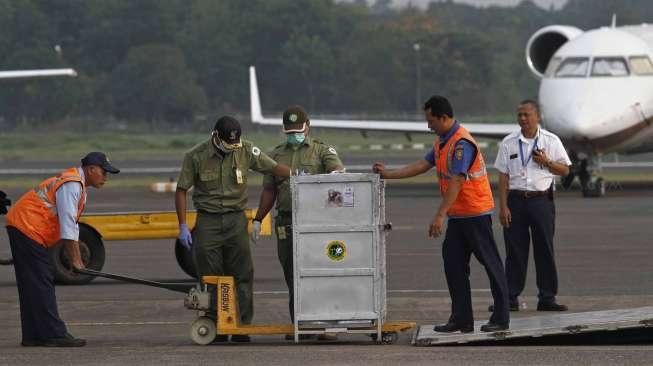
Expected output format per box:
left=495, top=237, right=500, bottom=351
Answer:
left=235, top=168, right=243, bottom=184
left=277, top=226, right=287, bottom=240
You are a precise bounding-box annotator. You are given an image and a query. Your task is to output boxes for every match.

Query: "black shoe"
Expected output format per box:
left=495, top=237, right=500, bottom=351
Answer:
left=488, top=302, right=519, bottom=312
left=480, top=322, right=509, bottom=332
left=37, top=333, right=86, bottom=347
left=537, top=302, right=568, bottom=311
left=230, top=334, right=251, bottom=343
left=21, top=339, right=40, bottom=347
left=212, top=335, right=229, bottom=343
left=433, top=322, right=474, bottom=333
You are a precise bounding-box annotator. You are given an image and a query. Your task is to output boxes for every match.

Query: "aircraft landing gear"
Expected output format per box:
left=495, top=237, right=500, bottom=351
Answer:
left=562, top=151, right=606, bottom=198
left=582, top=176, right=606, bottom=197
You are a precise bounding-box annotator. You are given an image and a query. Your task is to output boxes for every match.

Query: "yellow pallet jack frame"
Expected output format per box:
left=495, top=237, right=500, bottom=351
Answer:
left=190, top=276, right=416, bottom=345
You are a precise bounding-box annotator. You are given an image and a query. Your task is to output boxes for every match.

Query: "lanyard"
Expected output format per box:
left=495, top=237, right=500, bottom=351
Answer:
left=518, top=137, right=539, bottom=168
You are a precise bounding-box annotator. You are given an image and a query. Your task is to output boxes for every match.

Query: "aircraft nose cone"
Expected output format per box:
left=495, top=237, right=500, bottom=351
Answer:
left=543, top=97, right=592, bottom=139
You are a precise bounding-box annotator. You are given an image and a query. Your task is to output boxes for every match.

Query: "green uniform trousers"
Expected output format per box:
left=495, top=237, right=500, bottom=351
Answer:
left=193, top=211, right=253, bottom=324
left=275, top=213, right=294, bottom=321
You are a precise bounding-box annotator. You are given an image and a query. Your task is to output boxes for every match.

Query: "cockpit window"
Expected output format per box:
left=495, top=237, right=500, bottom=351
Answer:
left=629, top=56, right=653, bottom=75
left=591, top=57, right=629, bottom=77
left=544, top=57, right=562, bottom=78
left=555, top=57, right=589, bottom=78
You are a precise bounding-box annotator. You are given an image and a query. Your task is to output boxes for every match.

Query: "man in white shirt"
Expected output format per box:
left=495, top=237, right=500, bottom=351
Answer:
left=492, top=100, right=571, bottom=312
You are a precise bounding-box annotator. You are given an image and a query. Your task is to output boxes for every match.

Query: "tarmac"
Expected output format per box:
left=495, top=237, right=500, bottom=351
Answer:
left=0, top=185, right=652, bottom=365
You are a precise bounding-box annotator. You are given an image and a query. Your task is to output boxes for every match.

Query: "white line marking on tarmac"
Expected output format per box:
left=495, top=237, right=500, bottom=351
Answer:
left=69, top=321, right=186, bottom=326
left=253, top=289, right=490, bottom=295
left=390, top=289, right=490, bottom=293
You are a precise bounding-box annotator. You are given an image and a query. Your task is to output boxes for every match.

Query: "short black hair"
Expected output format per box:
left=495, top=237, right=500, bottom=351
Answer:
left=423, top=95, right=454, bottom=118
left=519, top=99, right=540, bottom=116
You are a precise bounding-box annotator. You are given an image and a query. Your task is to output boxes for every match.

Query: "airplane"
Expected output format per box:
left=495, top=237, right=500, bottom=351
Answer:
left=0, top=68, right=77, bottom=80
left=249, top=20, right=653, bottom=197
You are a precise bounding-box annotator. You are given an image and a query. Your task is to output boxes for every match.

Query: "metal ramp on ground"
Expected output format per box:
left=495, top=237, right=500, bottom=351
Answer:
left=413, top=306, right=653, bottom=346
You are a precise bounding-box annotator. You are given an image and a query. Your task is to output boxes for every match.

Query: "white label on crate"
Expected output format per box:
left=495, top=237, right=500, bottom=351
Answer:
left=343, top=185, right=354, bottom=207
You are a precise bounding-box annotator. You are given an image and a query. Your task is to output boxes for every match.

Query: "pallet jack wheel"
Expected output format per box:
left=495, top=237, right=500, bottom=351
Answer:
left=380, top=332, right=398, bottom=344
left=190, top=316, right=217, bottom=345
left=371, top=331, right=398, bottom=344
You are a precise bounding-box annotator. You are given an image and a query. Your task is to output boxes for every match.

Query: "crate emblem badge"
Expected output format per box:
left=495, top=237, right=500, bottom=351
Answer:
left=326, top=240, right=347, bottom=261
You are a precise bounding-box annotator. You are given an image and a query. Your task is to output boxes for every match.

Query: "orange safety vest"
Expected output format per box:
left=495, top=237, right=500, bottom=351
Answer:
left=435, top=125, right=494, bottom=218
left=6, top=167, right=86, bottom=247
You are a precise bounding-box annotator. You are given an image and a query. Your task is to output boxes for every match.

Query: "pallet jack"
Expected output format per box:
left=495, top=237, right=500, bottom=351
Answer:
left=79, top=269, right=415, bottom=345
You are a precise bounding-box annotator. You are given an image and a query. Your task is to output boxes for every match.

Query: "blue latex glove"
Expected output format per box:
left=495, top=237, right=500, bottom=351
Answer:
left=250, top=220, right=261, bottom=244
left=178, top=224, right=193, bottom=250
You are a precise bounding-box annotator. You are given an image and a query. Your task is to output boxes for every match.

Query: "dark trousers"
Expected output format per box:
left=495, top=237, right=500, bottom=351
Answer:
left=193, top=211, right=254, bottom=324
left=275, top=213, right=294, bottom=321
left=6, top=226, right=68, bottom=342
left=443, top=215, right=509, bottom=326
left=503, top=193, right=558, bottom=303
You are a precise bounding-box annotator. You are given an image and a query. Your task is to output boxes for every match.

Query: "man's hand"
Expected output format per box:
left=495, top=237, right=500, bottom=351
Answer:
left=178, top=223, right=193, bottom=250
left=532, top=149, right=550, bottom=169
left=62, top=239, right=85, bottom=271
left=429, top=213, right=446, bottom=238
left=71, top=258, right=85, bottom=271
left=250, top=220, right=261, bottom=244
left=372, top=162, right=386, bottom=177
left=499, top=206, right=512, bottom=227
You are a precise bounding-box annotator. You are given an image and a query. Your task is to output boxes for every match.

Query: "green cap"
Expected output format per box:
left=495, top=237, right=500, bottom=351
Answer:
left=282, top=105, right=308, bottom=133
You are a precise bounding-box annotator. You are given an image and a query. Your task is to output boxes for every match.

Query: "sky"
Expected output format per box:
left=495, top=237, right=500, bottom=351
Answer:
left=365, top=0, right=569, bottom=10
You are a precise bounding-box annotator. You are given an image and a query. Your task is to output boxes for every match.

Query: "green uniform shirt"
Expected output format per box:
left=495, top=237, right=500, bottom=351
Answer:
left=178, top=138, right=278, bottom=213
left=263, top=138, right=343, bottom=212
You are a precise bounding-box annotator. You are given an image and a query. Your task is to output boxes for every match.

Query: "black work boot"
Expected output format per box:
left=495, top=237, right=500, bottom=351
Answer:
left=432, top=322, right=474, bottom=333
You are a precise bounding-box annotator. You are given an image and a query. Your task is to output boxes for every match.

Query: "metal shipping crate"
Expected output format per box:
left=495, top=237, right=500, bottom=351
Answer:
left=291, top=173, right=387, bottom=340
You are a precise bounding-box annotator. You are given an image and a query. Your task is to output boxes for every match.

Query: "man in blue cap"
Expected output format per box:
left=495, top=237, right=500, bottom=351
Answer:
left=6, top=152, right=119, bottom=347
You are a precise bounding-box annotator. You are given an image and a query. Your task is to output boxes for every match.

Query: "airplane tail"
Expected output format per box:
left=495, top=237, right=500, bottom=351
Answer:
left=249, top=66, right=264, bottom=123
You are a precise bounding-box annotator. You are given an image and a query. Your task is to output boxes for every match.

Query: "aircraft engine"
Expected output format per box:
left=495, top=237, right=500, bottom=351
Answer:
left=526, top=25, right=583, bottom=78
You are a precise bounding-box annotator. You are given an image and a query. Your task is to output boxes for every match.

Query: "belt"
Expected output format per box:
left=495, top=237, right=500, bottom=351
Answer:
left=196, top=209, right=241, bottom=215
left=509, top=189, right=549, bottom=198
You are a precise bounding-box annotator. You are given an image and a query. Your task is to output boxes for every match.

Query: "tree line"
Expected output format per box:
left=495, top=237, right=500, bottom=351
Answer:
left=1, top=0, right=651, bottom=128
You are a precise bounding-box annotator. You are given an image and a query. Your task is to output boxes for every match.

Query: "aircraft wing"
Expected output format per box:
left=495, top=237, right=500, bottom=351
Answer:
left=0, top=68, right=77, bottom=80
left=249, top=66, right=517, bottom=139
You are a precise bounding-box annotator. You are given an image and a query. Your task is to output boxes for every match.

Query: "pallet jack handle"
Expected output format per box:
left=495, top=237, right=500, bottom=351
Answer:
left=75, top=268, right=195, bottom=293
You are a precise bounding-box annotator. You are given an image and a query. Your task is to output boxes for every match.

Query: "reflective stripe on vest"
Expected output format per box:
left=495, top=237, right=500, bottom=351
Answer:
left=435, top=126, right=494, bottom=218
left=6, top=167, right=86, bottom=247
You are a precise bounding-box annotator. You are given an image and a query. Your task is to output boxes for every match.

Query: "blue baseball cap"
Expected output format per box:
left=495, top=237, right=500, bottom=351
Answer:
left=81, top=152, right=120, bottom=174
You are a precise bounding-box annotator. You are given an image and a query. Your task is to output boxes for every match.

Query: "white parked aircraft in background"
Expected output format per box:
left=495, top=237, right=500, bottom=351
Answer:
left=0, top=68, right=77, bottom=80
left=251, top=21, right=653, bottom=197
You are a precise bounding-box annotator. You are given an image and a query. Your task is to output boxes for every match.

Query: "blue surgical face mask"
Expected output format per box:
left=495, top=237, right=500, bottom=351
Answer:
left=287, top=132, right=306, bottom=145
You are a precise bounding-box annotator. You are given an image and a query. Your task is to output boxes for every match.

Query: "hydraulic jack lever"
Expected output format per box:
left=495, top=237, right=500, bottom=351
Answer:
left=75, top=268, right=195, bottom=293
